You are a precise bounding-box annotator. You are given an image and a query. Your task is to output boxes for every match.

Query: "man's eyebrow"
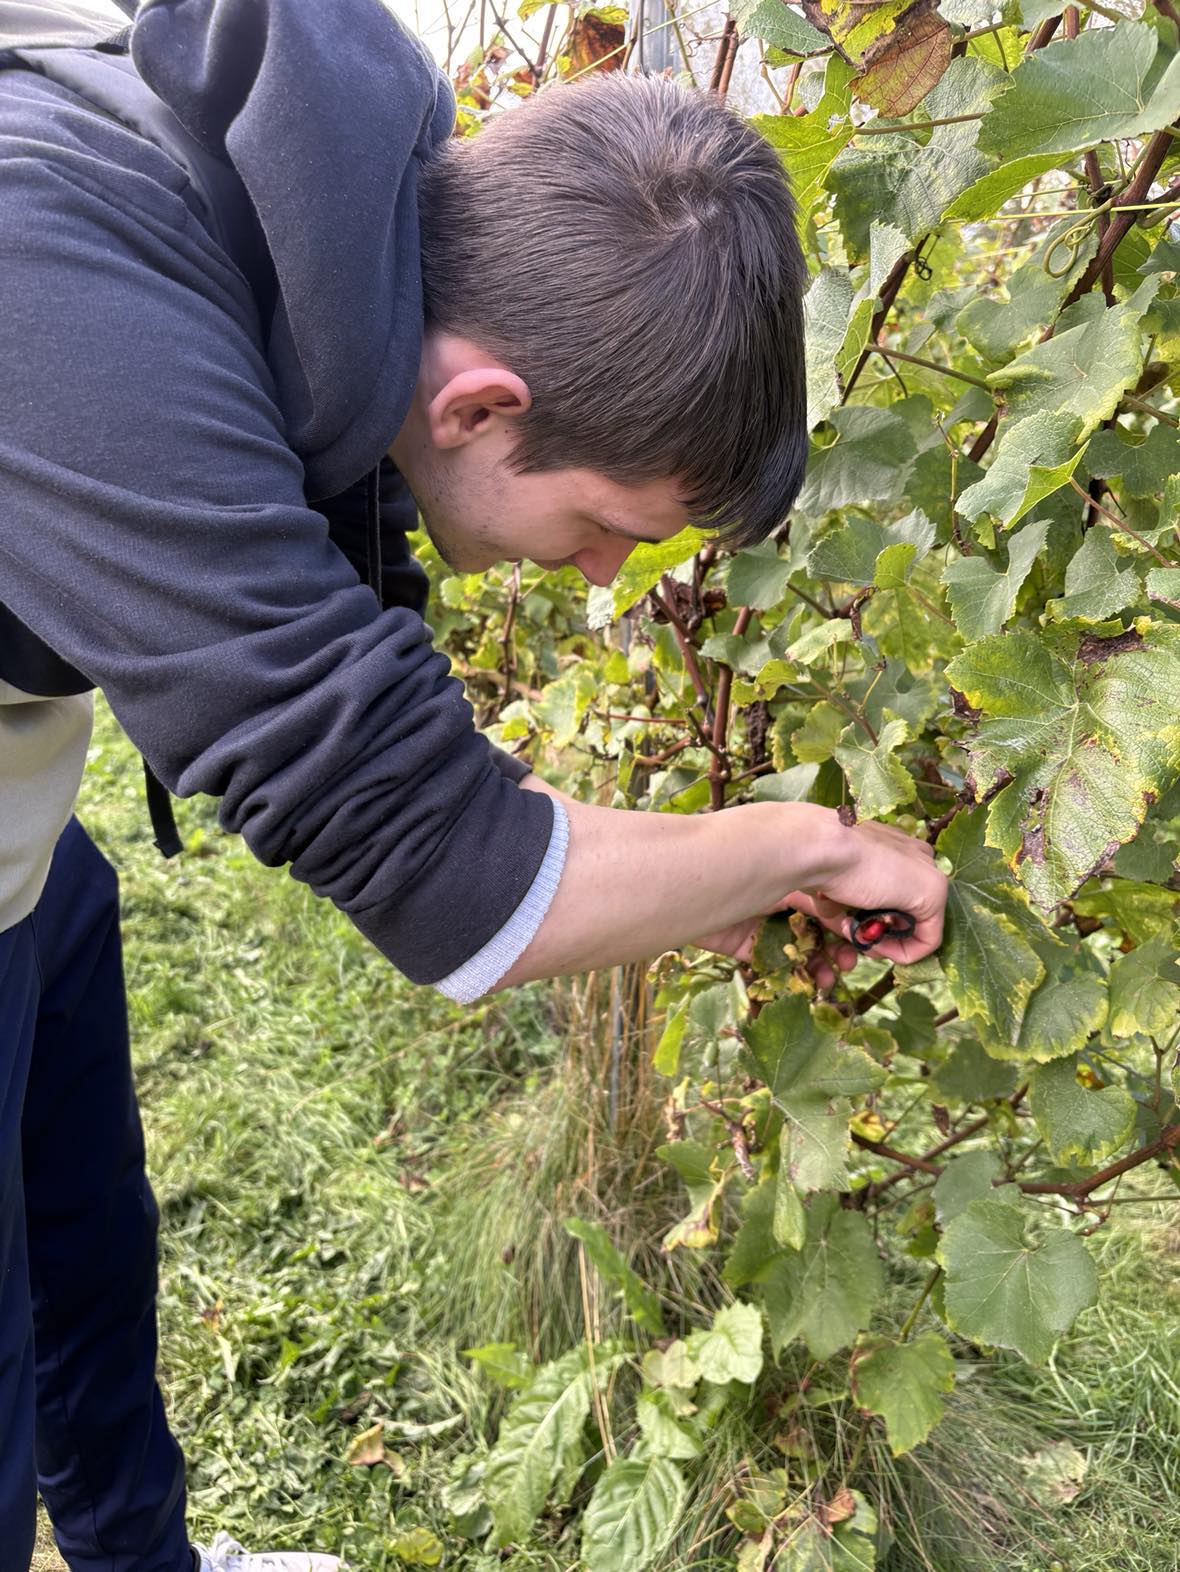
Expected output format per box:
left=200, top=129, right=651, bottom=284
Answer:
left=597, top=517, right=677, bottom=546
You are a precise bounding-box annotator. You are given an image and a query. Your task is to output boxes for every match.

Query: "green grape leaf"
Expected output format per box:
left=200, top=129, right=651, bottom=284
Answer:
left=851, top=1331, right=956, bottom=1454
left=726, top=540, right=797, bottom=610
left=581, top=1455, right=687, bottom=1572
left=1028, top=1055, right=1136, bottom=1167
left=585, top=529, right=709, bottom=628
left=986, top=292, right=1153, bottom=444
left=978, top=23, right=1180, bottom=161
left=485, top=1344, right=626, bottom=1545
left=1141, top=229, right=1180, bottom=275
left=836, top=220, right=912, bottom=386
left=808, top=507, right=936, bottom=585
left=534, top=666, right=598, bottom=748
left=797, top=406, right=918, bottom=515
left=804, top=267, right=855, bottom=429
left=979, top=936, right=1108, bottom=1063
left=943, top=519, right=1048, bottom=640
left=636, top=1390, right=701, bottom=1460
left=829, top=57, right=1005, bottom=250
left=956, top=411, right=1084, bottom=528
left=957, top=254, right=1080, bottom=364
left=946, top=622, right=1180, bottom=908
left=1107, top=931, right=1180, bottom=1038
left=1087, top=422, right=1180, bottom=497
left=752, top=763, right=822, bottom=802
left=687, top=1301, right=766, bottom=1385
left=564, top=1219, right=666, bottom=1335
left=793, top=701, right=847, bottom=764
left=928, top=1038, right=1019, bottom=1105
left=853, top=657, right=941, bottom=733
left=725, top=1178, right=781, bottom=1288
left=1146, top=567, right=1180, bottom=612
left=754, top=58, right=856, bottom=237
left=933, top=1149, right=1005, bottom=1226
left=1046, top=527, right=1143, bottom=625
left=937, top=809, right=1046, bottom=1047
left=937, top=1199, right=1097, bottom=1363
left=742, top=994, right=887, bottom=1192
left=774, top=1151, right=808, bottom=1250
left=942, top=153, right=1062, bottom=224
left=833, top=716, right=917, bottom=816
left=1073, top=879, right=1180, bottom=946
left=786, top=619, right=857, bottom=666
left=761, top=1194, right=884, bottom=1359
left=734, top=0, right=829, bottom=54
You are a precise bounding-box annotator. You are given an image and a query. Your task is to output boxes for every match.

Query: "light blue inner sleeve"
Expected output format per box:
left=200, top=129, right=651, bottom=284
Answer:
left=433, top=796, right=570, bottom=1004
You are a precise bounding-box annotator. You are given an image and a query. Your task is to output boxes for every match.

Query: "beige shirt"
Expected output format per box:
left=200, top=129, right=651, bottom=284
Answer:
left=0, top=681, right=93, bottom=934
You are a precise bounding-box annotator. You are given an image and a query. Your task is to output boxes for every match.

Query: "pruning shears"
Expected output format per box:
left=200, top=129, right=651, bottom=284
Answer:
left=848, top=908, right=917, bottom=953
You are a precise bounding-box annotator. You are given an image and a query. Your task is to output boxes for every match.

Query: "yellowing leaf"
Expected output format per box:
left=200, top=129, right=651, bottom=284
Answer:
left=345, top=1421, right=386, bottom=1467
left=855, top=0, right=953, bottom=117
left=946, top=622, right=1180, bottom=908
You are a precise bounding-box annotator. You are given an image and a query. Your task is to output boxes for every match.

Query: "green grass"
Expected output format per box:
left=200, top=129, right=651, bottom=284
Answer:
left=31, top=700, right=1180, bottom=1571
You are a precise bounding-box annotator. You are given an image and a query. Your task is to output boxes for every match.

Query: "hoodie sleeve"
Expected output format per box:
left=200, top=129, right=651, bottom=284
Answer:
left=319, top=461, right=535, bottom=787
left=0, top=80, right=554, bottom=986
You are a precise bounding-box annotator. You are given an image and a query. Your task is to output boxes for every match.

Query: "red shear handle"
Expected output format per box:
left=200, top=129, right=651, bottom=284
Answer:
left=849, top=908, right=917, bottom=953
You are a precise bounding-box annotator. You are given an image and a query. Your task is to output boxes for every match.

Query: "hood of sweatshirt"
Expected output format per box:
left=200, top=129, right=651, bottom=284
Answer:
left=130, top=0, right=455, bottom=500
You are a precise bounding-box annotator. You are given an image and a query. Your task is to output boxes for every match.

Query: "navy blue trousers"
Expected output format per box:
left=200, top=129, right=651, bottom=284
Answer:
left=0, top=819, right=190, bottom=1572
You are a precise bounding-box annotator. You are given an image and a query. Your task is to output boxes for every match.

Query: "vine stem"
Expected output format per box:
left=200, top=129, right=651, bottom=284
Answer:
left=1124, top=393, right=1180, bottom=429
left=898, top=1266, right=942, bottom=1341
left=842, top=247, right=917, bottom=404
left=853, top=111, right=985, bottom=136
left=864, top=1119, right=1180, bottom=1201
left=1066, top=476, right=1173, bottom=566
left=870, top=346, right=992, bottom=390
left=1065, top=6, right=1115, bottom=301
left=1057, top=124, right=1176, bottom=316
left=710, top=605, right=754, bottom=811
left=650, top=582, right=713, bottom=721
left=862, top=1085, right=1028, bottom=1201
left=1020, top=1121, right=1180, bottom=1196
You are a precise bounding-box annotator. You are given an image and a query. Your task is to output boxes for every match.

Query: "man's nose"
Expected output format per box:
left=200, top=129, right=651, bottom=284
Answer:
left=577, top=539, right=636, bottom=587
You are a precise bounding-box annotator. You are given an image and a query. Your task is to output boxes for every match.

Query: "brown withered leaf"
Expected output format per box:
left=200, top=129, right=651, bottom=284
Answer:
left=819, top=1485, right=856, bottom=1526
left=856, top=0, right=952, bottom=117
left=565, top=13, right=625, bottom=76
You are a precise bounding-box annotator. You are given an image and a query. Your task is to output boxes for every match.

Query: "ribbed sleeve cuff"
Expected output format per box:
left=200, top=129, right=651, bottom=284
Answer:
left=433, top=797, right=570, bottom=1004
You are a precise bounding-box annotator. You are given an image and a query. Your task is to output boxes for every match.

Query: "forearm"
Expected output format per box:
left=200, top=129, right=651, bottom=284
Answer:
left=495, top=792, right=835, bottom=990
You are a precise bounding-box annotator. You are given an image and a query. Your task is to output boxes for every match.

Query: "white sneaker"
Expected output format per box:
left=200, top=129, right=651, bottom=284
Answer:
left=192, top=1530, right=345, bottom=1572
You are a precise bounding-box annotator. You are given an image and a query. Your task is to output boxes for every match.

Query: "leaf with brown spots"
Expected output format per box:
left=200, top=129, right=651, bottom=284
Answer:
left=856, top=0, right=952, bottom=116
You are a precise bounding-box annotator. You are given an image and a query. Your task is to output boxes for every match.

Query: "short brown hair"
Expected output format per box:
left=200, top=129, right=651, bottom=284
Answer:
left=418, top=74, right=807, bottom=549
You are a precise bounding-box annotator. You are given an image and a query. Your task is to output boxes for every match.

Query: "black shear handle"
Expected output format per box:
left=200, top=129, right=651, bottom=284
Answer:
left=849, top=908, right=916, bottom=953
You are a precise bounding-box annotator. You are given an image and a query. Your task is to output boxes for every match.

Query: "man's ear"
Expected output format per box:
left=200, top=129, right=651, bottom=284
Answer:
left=426, top=367, right=532, bottom=449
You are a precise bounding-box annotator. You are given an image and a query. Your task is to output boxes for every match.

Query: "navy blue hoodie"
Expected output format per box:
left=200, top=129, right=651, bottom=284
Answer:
left=0, top=0, right=556, bottom=984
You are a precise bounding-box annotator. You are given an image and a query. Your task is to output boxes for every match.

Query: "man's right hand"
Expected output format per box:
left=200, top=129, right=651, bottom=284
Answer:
left=685, top=810, right=946, bottom=972
left=495, top=792, right=947, bottom=993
